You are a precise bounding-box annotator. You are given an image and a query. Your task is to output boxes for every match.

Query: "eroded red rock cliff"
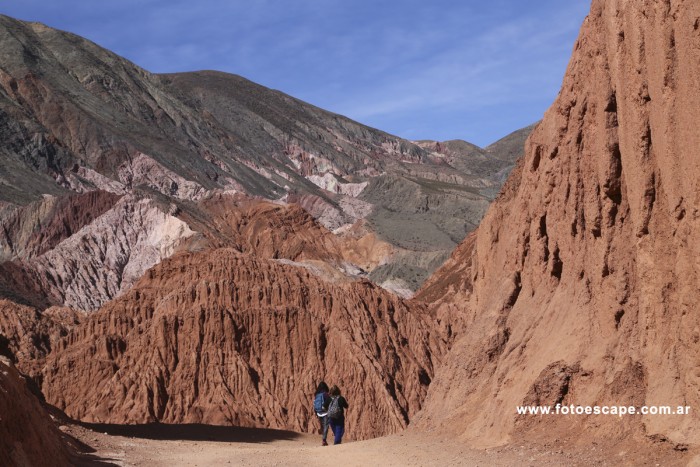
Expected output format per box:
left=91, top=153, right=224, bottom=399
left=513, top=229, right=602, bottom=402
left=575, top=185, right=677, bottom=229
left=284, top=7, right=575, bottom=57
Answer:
left=42, top=248, right=444, bottom=440
left=0, top=358, right=74, bottom=466
left=0, top=299, right=81, bottom=379
left=415, top=0, right=700, bottom=448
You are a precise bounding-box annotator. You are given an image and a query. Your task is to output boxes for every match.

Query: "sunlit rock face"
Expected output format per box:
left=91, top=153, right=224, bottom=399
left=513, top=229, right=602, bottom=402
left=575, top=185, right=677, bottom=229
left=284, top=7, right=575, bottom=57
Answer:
left=414, top=0, right=700, bottom=448
left=42, top=248, right=445, bottom=441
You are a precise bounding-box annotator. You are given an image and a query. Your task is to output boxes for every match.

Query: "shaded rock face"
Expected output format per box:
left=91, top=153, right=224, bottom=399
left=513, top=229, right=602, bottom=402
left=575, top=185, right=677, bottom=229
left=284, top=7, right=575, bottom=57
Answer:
left=0, top=358, right=74, bottom=467
left=0, top=194, right=196, bottom=311
left=415, top=0, right=700, bottom=447
left=0, top=190, right=121, bottom=261
left=0, top=299, right=81, bottom=379
left=412, top=231, right=477, bottom=345
left=42, top=249, right=444, bottom=441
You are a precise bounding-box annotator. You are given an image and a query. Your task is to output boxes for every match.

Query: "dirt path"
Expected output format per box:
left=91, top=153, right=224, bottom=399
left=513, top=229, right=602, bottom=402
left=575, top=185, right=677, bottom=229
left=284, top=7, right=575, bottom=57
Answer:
left=60, top=422, right=690, bottom=467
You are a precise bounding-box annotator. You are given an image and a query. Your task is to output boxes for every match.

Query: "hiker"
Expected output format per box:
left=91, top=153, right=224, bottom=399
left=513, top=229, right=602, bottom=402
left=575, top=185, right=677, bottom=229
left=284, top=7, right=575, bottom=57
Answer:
left=313, top=381, right=331, bottom=446
left=327, top=385, right=349, bottom=445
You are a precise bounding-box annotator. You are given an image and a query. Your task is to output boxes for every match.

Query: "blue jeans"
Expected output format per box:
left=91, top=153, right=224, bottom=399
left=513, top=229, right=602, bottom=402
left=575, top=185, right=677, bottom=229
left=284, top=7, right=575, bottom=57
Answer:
left=318, top=415, right=329, bottom=441
left=329, top=419, right=345, bottom=444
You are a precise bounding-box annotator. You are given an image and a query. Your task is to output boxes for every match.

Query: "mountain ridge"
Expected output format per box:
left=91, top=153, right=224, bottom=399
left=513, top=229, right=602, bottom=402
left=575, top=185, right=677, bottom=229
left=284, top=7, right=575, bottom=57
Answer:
left=0, top=13, right=532, bottom=295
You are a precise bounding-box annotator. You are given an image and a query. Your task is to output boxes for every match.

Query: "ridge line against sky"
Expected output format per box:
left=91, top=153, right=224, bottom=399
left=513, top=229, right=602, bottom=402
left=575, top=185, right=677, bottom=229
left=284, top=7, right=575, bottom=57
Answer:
left=1, top=0, right=590, bottom=147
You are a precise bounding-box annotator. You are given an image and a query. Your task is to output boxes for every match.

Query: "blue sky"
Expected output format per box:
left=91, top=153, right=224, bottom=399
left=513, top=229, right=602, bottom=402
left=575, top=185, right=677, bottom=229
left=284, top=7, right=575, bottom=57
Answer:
left=2, top=1, right=590, bottom=147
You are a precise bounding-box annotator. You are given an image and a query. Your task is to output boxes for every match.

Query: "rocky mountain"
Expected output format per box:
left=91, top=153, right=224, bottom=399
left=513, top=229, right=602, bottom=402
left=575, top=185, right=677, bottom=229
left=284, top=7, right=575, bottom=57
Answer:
left=0, top=191, right=197, bottom=311
left=0, top=14, right=530, bottom=296
left=0, top=189, right=394, bottom=312
left=0, top=299, right=81, bottom=380
left=414, top=0, right=700, bottom=450
left=0, top=357, right=76, bottom=466
left=41, top=248, right=444, bottom=441
left=484, top=123, right=539, bottom=163
left=0, top=12, right=513, bottom=446
left=0, top=190, right=449, bottom=441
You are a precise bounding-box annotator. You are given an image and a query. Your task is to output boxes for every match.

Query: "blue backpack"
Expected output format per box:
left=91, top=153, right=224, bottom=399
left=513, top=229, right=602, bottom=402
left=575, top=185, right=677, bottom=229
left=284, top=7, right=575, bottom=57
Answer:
left=313, top=392, right=326, bottom=414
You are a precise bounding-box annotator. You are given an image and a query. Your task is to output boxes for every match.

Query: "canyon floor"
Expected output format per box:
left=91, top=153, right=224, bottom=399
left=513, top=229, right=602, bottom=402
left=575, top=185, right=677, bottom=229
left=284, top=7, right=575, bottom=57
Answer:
left=63, top=422, right=695, bottom=467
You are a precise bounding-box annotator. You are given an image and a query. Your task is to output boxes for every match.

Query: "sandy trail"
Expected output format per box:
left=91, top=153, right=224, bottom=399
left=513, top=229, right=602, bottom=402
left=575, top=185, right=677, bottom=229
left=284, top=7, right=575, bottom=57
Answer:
left=60, top=422, right=686, bottom=467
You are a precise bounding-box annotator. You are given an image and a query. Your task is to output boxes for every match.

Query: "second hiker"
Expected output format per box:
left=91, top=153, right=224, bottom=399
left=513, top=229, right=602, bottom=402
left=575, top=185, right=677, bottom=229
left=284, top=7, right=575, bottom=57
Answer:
left=326, top=385, right=349, bottom=445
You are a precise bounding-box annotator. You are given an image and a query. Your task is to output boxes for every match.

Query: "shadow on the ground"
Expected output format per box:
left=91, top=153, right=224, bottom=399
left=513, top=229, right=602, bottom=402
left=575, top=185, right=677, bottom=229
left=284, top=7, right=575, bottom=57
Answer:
left=73, top=454, right=121, bottom=467
left=79, top=422, right=303, bottom=443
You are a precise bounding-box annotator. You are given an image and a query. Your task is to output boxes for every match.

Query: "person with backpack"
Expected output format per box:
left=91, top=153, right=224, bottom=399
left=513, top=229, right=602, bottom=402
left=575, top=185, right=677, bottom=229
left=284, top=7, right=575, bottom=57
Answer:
left=326, top=385, right=349, bottom=444
left=313, top=381, right=331, bottom=446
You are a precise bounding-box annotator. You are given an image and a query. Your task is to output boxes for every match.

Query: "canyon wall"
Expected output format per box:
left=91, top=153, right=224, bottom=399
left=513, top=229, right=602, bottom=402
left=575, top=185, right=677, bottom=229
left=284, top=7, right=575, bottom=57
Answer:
left=416, top=0, right=700, bottom=448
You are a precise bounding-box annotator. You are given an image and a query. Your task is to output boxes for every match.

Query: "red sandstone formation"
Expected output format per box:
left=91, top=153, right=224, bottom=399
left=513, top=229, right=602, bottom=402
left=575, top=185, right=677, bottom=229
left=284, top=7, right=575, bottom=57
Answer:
left=0, top=358, right=74, bottom=466
left=191, top=194, right=394, bottom=275
left=42, top=248, right=444, bottom=440
left=2, top=0, right=699, bottom=457
left=190, top=194, right=347, bottom=263
left=0, top=299, right=81, bottom=379
left=415, top=0, right=700, bottom=449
